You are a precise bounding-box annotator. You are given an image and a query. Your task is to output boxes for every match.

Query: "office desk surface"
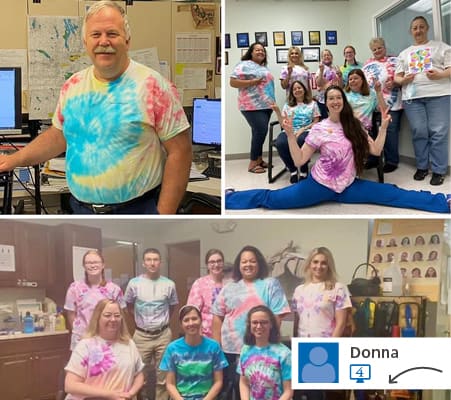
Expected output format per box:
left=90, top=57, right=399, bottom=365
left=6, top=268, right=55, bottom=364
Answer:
left=187, top=177, right=220, bottom=197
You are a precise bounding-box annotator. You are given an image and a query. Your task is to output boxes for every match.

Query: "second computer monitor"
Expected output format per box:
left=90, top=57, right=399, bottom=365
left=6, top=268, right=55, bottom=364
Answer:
left=191, top=97, right=221, bottom=151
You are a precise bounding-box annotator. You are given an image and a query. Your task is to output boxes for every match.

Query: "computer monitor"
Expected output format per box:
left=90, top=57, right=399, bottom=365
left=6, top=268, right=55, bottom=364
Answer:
left=350, top=364, right=371, bottom=383
left=0, top=67, right=22, bottom=136
left=191, top=97, right=221, bottom=151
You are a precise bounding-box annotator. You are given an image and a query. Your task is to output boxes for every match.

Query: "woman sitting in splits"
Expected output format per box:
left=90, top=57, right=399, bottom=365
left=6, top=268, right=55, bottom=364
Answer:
left=226, top=85, right=450, bottom=214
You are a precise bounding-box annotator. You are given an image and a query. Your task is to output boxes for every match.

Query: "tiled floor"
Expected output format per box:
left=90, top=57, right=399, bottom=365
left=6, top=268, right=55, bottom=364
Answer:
left=224, top=156, right=451, bottom=215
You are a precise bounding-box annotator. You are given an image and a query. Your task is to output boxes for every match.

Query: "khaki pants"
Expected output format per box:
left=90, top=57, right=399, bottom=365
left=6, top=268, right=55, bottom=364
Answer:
left=133, top=327, right=172, bottom=400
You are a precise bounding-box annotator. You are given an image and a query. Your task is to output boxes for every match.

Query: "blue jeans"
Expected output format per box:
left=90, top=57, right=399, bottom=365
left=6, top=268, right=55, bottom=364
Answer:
left=241, top=109, right=272, bottom=161
left=385, top=109, right=403, bottom=166
left=317, top=102, right=328, bottom=120
left=403, top=95, right=450, bottom=174
left=226, top=174, right=449, bottom=213
left=274, top=130, right=309, bottom=172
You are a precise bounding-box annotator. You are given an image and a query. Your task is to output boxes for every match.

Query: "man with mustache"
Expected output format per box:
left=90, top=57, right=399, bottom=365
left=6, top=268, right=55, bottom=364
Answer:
left=0, top=0, right=191, bottom=214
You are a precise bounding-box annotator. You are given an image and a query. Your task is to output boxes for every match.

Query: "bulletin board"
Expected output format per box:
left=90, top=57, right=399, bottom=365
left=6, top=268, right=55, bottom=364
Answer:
left=369, top=219, right=445, bottom=301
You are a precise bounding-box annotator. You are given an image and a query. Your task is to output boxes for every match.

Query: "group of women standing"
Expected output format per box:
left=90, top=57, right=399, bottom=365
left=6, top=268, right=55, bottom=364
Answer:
left=227, top=15, right=450, bottom=213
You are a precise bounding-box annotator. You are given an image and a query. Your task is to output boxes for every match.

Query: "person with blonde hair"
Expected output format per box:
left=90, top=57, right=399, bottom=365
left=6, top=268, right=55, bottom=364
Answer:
left=64, top=249, right=126, bottom=350
left=280, top=46, right=311, bottom=95
left=65, top=299, right=145, bottom=400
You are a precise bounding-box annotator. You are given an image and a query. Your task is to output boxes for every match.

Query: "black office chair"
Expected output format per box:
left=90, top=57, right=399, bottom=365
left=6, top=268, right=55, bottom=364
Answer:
left=370, top=111, right=384, bottom=183
left=0, top=171, right=13, bottom=214
left=267, top=121, right=288, bottom=183
left=178, top=192, right=221, bottom=214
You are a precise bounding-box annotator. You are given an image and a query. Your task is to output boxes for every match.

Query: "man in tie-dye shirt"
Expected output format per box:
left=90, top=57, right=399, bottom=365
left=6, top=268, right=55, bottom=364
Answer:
left=0, top=1, right=191, bottom=214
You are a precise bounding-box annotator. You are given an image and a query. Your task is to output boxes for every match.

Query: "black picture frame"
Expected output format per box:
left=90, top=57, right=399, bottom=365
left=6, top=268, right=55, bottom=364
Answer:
left=302, top=47, right=320, bottom=62
left=225, top=51, right=229, bottom=66
left=255, top=32, right=268, bottom=47
left=276, top=48, right=289, bottom=64
left=215, top=57, right=221, bottom=75
left=225, top=33, right=230, bottom=49
left=291, top=31, right=303, bottom=46
left=308, top=30, right=321, bottom=46
left=273, top=31, right=286, bottom=47
left=325, top=30, right=337, bottom=45
left=236, top=32, right=249, bottom=48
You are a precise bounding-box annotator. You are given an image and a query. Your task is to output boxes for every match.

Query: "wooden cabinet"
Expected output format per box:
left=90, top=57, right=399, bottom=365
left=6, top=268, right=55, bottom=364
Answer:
left=0, top=221, right=21, bottom=286
left=0, top=333, right=69, bottom=400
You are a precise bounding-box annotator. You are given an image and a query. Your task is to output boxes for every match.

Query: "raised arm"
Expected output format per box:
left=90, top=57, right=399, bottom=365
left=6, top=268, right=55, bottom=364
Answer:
left=283, top=116, right=316, bottom=166
left=368, top=107, right=390, bottom=156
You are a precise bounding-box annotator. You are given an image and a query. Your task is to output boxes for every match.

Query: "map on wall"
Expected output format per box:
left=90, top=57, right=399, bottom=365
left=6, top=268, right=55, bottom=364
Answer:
left=28, top=16, right=91, bottom=120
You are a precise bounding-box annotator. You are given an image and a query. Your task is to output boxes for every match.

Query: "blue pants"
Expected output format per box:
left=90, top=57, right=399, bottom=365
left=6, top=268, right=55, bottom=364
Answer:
left=241, top=109, right=272, bottom=161
left=225, top=175, right=449, bottom=213
left=274, top=131, right=309, bottom=173
left=403, top=95, right=450, bottom=174
left=384, top=109, right=403, bottom=166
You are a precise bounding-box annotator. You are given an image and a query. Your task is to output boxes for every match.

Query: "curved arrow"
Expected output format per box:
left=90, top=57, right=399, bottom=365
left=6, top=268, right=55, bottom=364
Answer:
left=389, top=367, right=443, bottom=384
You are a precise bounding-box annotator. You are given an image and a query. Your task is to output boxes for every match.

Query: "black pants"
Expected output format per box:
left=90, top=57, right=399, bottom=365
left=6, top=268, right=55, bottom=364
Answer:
left=219, top=353, right=241, bottom=400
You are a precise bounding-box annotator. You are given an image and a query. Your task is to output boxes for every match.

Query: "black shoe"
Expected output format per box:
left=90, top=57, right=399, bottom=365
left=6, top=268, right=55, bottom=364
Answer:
left=430, top=173, right=445, bottom=186
left=413, top=169, right=428, bottom=180
left=365, top=159, right=379, bottom=169
left=383, top=164, right=398, bottom=173
left=290, top=172, right=298, bottom=184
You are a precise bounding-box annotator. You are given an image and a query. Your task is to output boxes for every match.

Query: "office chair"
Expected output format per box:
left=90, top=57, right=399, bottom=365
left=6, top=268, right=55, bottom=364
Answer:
left=0, top=171, right=13, bottom=214
left=178, top=192, right=221, bottom=214
left=267, top=121, right=288, bottom=183
left=370, top=111, right=384, bottom=183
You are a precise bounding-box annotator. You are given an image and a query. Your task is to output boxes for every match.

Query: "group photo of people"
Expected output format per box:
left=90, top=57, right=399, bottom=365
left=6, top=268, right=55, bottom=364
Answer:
left=224, top=0, right=451, bottom=215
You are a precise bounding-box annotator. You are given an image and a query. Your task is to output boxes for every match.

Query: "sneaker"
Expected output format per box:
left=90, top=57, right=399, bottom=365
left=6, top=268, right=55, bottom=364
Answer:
left=383, top=164, right=398, bottom=173
left=289, top=172, right=298, bottom=184
left=225, top=187, right=235, bottom=195
left=413, top=169, right=428, bottom=181
left=430, top=173, right=445, bottom=186
left=299, top=172, right=308, bottom=180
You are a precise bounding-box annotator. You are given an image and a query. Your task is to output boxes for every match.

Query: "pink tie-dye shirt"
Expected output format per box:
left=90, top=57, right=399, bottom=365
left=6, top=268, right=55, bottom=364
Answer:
left=65, top=336, right=144, bottom=400
left=305, top=118, right=356, bottom=193
left=64, top=281, right=126, bottom=350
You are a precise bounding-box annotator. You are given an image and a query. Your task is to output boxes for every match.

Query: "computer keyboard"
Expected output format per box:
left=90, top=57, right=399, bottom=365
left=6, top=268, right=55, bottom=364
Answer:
left=202, top=165, right=221, bottom=179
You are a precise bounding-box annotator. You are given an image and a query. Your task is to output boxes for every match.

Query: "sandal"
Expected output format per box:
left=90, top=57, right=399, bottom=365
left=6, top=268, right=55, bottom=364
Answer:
left=248, top=165, right=266, bottom=174
left=258, top=160, right=271, bottom=168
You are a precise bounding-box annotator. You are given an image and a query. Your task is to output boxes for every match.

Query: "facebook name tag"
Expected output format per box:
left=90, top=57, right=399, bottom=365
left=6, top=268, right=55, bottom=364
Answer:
left=291, top=337, right=451, bottom=389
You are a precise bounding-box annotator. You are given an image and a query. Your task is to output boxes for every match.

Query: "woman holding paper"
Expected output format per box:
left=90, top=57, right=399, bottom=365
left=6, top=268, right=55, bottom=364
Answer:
left=395, top=16, right=451, bottom=186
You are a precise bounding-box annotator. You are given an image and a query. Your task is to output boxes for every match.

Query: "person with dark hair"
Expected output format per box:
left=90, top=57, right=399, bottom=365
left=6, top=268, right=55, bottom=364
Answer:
left=230, top=42, right=275, bottom=174
left=187, top=249, right=228, bottom=338
left=340, top=45, right=363, bottom=86
left=430, top=234, right=441, bottom=245
left=124, top=248, right=178, bottom=400
left=64, top=249, right=125, bottom=351
left=160, top=305, right=228, bottom=400
left=425, top=267, right=437, bottom=278
left=64, top=299, right=145, bottom=399
left=271, top=80, right=320, bottom=183
left=226, top=85, right=451, bottom=213
left=238, top=305, right=293, bottom=400
left=412, top=267, right=422, bottom=278
left=413, top=251, right=424, bottom=262
left=401, top=236, right=411, bottom=246
left=395, top=15, right=451, bottom=186
left=428, top=250, right=438, bottom=261
left=212, top=245, right=290, bottom=400
left=415, top=235, right=426, bottom=246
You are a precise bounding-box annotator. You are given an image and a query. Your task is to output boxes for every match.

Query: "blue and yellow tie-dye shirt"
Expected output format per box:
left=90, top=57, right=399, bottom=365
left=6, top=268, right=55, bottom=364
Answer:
left=52, top=60, right=190, bottom=204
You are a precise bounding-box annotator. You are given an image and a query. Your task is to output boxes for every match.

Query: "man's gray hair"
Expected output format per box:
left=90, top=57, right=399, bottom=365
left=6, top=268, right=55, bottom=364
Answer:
left=82, top=1, right=131, bottom=41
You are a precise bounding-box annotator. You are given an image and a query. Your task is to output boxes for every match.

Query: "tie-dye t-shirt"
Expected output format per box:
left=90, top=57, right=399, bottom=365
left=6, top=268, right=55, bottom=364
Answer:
left=282, top=101, right=320, bottom=131
left=65, top=336, right=145, bottom=400
left=292, top=282, right=351, bottom=337
left=231, top=60, right=275, bottom=110
left=363, top=56, right=402, bottom=111
left=187, top=275, right=228, bottom=338
left=238, top=343, right=291, bottom=400
left=340, top=62, right=363, bottom=86
left=345, top=89, right=378, bottom=131
left=124, top=275, right=178, bottom=330
left=315, top=64, right=341, bottom=104
left=52, top=60, right=189, bottom=204
left=159, top=336, right=228, bottom=399
left=305, top=118, right=356, bottom=193
left=280, top=65, right=311, bottom=96
left=64, top=281, right=126, bottom=350
left=212, top=278, right=290, bottom=354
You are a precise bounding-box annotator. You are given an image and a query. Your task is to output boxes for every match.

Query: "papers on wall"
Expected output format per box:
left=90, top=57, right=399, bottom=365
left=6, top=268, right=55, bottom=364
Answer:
left=0, top=245, right=15, bottom=272
left=159, top=61, right=170, bottom=81
left=175, top=32, right=211, bottom=63
left=175, top=66, right=206, bottom=90
left=129, top=47, right=161, bottom=74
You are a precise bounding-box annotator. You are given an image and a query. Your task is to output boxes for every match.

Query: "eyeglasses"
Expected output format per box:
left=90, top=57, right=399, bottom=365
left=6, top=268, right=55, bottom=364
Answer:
left=208, top=260, right=224, bottom=265
left=251, top=320, right=270, bottom=326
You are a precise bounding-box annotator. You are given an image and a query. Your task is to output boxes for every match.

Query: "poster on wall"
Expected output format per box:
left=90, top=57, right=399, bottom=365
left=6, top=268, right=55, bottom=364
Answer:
left=369, top=220, right=444, bottom=301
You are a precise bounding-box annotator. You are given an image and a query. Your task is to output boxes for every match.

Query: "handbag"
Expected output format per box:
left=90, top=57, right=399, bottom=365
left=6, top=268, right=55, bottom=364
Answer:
left=348, top=263, right=381, bottom=296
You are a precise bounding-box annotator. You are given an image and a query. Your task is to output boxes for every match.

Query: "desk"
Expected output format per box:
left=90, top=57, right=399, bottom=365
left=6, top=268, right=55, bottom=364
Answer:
left=187, top=177, right=220, bottom=197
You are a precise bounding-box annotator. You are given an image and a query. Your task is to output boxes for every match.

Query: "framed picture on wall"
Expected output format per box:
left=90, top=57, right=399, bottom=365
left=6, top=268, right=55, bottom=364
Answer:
left=276, top=48, right=289, bottom=64
left=302, top=47, right=320, bottom=62
left=241, top=48, right=248, bottom=57
left=216, top=57, right=221, bottom=75
left=325, top=30, right=337, bottom=45
left=255, top=32, right=268, bottom=47
left=225, top=51, right=229, bottom=66
left=225, top=33, right=231, bottom=49
left=236, top=32, right=249, bottom=48
left=291, top=31, right=303, bottom=46
left=308, top=31, right=321, bottom=46
left=273, top=31, right=286, bottom=46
